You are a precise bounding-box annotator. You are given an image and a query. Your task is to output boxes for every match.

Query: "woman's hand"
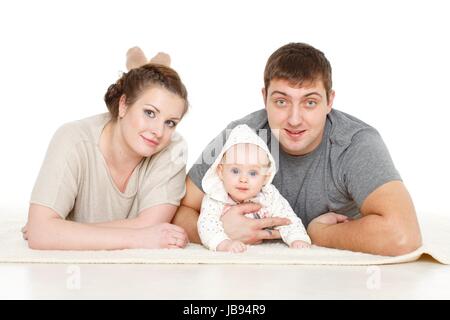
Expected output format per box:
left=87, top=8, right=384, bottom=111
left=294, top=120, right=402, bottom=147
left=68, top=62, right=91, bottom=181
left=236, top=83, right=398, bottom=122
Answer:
left=21, top=224, right=28, bottom=240
left=221, top=203, right=291, bottom=245
left=135, top=223, right=189, bottom=249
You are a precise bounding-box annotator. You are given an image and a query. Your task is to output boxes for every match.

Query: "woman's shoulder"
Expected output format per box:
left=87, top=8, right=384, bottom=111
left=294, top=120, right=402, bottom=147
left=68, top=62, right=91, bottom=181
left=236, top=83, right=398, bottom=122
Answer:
left=52, top=113, right=110, bottom=145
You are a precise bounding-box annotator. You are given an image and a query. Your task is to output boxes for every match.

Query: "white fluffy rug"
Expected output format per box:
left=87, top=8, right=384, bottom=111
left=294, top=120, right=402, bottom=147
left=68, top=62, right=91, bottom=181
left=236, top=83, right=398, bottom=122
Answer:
left=0, top=216, right=448, bottom=265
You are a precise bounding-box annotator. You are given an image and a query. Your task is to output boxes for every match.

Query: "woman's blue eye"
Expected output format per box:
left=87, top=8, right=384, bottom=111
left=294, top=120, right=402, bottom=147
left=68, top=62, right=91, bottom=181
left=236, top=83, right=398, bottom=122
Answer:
left=231, top=168, right=239, bottom=175
left=144, top=110, right=156, bottom=118
left=249, top=170, right=258, bottom=177
left=166, top=120, right=177, bottom=128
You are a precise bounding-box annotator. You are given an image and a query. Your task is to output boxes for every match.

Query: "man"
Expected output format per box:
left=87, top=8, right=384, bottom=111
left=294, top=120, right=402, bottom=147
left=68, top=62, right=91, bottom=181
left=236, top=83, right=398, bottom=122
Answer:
left=173, top=42, right=422, bottom=256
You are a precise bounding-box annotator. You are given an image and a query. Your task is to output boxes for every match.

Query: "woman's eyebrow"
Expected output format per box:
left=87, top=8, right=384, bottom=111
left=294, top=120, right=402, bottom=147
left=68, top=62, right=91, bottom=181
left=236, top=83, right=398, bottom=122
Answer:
left=145, top=104, right=181, bottom=120
left=145, top=104, right=160, bottom=113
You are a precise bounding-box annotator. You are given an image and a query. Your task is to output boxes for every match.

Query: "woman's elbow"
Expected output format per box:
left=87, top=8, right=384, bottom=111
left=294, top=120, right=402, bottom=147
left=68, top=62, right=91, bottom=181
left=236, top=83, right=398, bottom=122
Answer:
left=26, top=223, right=53, bottom=250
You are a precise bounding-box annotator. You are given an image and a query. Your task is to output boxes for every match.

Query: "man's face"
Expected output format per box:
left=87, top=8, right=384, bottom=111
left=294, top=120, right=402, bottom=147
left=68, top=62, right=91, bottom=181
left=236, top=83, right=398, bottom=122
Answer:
left=263, top=78, right=334, bottom=156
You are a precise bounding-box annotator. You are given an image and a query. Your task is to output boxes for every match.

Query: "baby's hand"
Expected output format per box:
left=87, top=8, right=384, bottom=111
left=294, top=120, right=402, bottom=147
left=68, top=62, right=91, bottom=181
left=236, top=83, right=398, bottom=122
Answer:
left=217, top=239, right=247, bottom=253
left=290, top=240, right=311, bottom=249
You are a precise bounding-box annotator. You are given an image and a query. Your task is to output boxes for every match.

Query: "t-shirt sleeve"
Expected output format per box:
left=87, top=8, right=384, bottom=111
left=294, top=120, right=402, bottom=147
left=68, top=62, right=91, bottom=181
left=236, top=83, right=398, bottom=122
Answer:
left=338, top=129, right=402, bottom=208
left=30, top=124, right=80, bottom=219
left=188, top=121, right=237, bottom=192
left=138, top=135, right=188, bottom=212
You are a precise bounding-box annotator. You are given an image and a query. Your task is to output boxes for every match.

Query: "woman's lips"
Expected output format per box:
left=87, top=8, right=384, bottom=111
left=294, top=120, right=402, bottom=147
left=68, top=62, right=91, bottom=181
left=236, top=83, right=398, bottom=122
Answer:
left=284, top=128, right=306, bottom=139
left=141, top=135, right=159, bottom=146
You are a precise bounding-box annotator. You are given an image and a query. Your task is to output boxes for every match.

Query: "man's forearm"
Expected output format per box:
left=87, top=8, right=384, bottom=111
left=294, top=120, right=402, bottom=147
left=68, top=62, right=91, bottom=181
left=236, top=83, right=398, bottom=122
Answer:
left=172, top=205, right=201, bottom=244
left=308, top=214, right=421, bottom=256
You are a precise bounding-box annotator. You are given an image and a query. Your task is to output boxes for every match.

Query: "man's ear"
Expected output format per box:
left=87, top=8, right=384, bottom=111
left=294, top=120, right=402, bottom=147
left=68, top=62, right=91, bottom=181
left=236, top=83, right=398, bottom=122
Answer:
left=326, top=90, right=335, bottom=114
left=261, top=87, right=267, bottom=108
left=118, top=95, right=128, bottom=119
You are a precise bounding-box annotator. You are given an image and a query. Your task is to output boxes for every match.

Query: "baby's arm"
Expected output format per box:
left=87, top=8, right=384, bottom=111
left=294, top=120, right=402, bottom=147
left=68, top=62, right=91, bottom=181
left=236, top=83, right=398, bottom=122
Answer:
left=264, top=185, right=311, bottom=248
left=197, top=196, right=246, bottom=252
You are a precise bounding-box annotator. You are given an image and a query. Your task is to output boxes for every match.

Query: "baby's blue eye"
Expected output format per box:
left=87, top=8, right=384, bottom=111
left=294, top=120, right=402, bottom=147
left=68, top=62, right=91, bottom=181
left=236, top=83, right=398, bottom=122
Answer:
left=231, top=168, right=239, bottom=175
left=249, top=170, right=258, bottom=177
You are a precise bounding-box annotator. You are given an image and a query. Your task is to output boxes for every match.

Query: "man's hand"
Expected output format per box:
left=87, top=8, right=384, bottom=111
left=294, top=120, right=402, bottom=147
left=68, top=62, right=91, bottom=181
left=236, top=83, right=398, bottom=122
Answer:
left=221, top=203, right=291, bottom=244
left=307, top=212, right=350, bottom=242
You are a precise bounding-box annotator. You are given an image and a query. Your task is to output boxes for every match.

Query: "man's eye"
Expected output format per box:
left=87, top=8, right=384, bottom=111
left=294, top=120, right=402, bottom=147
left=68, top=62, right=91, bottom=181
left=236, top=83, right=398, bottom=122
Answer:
left=231, top=168, right=239, bottom=174
left=306, top=100, right=317, bottom=108
left=144, top=110, right=156, bottom=118
left=275, top=99, right=287, bottom=107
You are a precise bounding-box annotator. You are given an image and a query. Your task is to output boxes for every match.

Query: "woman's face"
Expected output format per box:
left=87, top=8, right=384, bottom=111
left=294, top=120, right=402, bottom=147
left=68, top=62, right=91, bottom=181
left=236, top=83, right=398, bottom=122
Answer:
left=118, top=85, right=185, bottom=157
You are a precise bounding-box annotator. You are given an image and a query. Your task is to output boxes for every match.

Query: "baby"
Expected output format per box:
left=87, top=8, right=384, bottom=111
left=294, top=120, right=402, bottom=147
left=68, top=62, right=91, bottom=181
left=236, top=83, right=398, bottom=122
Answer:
left=198, top=124, right=311, bottom=253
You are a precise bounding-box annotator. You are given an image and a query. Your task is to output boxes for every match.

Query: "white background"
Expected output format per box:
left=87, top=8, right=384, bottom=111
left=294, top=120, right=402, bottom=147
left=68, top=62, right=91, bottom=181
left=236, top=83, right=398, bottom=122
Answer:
left=0, top=0, right=449, bottom=220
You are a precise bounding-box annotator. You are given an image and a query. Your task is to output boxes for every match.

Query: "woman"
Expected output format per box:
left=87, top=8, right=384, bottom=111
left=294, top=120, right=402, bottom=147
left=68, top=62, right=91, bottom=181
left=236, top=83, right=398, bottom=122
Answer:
left=23, top=50, right=189, bottom=250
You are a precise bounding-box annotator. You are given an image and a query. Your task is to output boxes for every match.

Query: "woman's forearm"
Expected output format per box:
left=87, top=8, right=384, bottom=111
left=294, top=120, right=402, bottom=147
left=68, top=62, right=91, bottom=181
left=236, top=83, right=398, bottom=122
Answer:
left=27, top=218, right=139, bottom=250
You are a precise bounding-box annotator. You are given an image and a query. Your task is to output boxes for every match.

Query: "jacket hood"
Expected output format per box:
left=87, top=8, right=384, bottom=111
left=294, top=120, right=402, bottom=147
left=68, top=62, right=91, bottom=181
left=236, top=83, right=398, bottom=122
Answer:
left=201, top=124, right=277, bottom=203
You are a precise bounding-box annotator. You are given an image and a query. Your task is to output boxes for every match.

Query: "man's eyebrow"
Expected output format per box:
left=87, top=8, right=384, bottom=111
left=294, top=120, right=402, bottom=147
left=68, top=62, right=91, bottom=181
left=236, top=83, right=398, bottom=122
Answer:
left=304, top=92, right=322, bottom=98
left=270, top=90, right=288, bottom=97
left=145, top=104, right=160, bottom=113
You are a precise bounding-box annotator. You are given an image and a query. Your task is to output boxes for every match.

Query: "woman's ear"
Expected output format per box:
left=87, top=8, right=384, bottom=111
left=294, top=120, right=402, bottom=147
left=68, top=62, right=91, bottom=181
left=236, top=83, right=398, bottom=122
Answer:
left=126, top=47, right=148, bottom=71
left=118, top=95, right=128, bottom=119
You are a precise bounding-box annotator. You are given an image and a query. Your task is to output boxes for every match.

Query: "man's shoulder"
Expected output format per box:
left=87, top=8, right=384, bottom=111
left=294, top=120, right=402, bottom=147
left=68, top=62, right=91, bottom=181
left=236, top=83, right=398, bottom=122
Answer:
left=227, top=109, right=269, bottom=131
left=328, top=109, right=381, bottom=147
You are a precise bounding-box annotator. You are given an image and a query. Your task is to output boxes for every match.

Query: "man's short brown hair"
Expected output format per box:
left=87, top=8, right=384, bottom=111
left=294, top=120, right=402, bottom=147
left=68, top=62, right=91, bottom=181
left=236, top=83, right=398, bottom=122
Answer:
left=264, top=43, right=333, bottom=100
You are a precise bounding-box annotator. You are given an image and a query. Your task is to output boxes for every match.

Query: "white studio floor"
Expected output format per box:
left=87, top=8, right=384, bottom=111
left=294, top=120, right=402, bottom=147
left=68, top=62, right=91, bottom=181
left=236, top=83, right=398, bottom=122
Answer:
left=1, top=255, right=450, bottom=300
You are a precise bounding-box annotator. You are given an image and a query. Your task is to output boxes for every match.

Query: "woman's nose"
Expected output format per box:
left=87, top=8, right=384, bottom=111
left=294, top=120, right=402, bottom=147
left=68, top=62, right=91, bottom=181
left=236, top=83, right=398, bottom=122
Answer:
left=151, top=121, right=164, bottom=138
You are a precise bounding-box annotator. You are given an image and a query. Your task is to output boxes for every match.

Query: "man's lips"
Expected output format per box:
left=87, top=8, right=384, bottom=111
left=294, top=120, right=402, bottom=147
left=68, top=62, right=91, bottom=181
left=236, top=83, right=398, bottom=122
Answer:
left=284, top=128, right=307, bottom=138
left=141, top=135, right=159, bottom=146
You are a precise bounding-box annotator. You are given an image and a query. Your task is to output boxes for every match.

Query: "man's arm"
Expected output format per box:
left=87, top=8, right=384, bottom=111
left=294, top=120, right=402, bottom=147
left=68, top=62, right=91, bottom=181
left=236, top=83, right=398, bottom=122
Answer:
left=172, top=176, right=204, bottom=244
left=307, top=180, right=422, bottom=256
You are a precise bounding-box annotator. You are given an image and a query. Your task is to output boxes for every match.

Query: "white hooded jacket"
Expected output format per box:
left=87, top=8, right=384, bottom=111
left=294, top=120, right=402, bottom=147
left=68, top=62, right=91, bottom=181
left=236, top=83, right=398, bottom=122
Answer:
left=198, top=124, right=311, bottom=251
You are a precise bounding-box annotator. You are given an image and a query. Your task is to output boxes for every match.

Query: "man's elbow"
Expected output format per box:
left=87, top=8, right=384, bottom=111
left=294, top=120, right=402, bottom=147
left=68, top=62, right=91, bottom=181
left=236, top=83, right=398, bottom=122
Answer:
left=388, top=228, right=422, bottom=256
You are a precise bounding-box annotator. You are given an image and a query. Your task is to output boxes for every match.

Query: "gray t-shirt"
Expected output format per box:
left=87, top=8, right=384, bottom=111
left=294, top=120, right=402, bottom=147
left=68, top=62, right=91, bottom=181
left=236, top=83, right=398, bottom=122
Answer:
left=188, top=108, right=401, bottom=226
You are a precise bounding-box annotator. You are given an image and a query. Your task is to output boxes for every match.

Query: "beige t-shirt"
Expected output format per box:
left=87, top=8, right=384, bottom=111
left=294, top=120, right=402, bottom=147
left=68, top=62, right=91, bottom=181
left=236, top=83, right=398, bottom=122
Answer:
left=30, top=113, right=187, bottom=223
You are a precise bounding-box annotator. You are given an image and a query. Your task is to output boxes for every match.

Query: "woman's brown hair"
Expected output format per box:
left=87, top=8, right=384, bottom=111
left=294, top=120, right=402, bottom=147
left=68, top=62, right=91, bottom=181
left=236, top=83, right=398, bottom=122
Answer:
left=104, top=63, right=189, bottom=119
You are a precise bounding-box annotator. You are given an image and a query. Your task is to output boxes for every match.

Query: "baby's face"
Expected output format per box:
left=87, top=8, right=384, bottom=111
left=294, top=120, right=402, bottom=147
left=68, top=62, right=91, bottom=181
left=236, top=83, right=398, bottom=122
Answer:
left=218, top=144, right=270, bottom=203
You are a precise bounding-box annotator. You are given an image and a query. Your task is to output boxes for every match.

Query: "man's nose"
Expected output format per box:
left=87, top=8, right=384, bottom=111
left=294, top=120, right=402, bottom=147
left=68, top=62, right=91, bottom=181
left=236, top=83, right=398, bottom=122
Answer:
left=287, top=106, right=303, bottom=127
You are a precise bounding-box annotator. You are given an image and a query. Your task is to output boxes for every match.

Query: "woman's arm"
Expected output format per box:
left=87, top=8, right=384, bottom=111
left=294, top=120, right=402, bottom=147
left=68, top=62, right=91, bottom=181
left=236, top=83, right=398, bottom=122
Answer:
left=90, top=204, right=178, bottom=229
left=25, top=204, right=188, bottom=250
